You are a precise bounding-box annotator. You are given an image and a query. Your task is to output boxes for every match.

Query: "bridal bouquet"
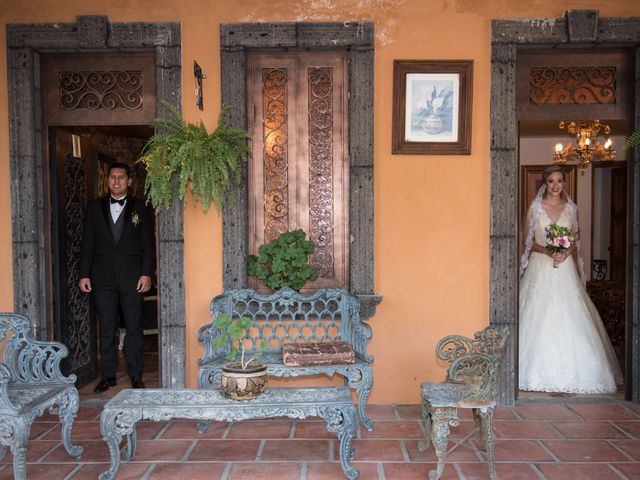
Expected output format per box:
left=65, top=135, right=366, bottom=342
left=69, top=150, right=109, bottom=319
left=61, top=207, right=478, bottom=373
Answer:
left=545, top=223, right=575, bottom=268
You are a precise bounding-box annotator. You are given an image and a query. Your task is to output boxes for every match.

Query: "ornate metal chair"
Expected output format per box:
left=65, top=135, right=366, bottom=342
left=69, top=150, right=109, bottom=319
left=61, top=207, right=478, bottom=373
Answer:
left=419, top=326, right=509, bottom=480
left=0, top=313, right=84, bottom=479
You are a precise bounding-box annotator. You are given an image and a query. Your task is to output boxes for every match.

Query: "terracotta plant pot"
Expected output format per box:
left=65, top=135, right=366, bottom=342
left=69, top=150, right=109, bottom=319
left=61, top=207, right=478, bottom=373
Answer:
left=221, top=363, right=268, bottom=400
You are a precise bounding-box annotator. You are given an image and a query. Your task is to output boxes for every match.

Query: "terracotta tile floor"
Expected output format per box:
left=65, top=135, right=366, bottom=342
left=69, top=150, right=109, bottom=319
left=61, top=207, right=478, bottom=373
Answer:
left=4, top=341, right=637, bottom=479
left=1, top=399, right=639, bottom=479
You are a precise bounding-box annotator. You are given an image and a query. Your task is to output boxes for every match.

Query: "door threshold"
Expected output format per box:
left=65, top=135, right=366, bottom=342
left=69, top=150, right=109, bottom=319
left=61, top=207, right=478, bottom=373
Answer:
left=517, top=388, right=626, bottom=404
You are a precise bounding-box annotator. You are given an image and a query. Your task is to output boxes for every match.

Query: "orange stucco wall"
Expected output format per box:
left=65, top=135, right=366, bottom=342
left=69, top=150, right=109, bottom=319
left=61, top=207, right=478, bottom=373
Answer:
left=0, top=0, right=636, bottom=403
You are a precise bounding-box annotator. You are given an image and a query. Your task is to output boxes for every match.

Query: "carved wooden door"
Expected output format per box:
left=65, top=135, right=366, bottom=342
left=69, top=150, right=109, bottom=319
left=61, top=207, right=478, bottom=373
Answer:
left=247, top=51, right=349, bottom=290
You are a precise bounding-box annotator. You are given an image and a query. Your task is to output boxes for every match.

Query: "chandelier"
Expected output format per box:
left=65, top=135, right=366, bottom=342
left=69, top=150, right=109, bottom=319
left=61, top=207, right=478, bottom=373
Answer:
left=552, top=120, right=614, bottom=173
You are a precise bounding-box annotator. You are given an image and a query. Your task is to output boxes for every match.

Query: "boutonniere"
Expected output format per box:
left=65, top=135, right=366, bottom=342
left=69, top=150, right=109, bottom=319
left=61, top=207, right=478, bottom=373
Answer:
left=131, top=212, right=141, bottom=226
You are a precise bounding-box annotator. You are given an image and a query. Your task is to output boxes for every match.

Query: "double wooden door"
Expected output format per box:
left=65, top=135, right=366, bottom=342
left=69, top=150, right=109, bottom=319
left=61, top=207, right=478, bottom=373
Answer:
left=247, top=51, right=349, bottom=290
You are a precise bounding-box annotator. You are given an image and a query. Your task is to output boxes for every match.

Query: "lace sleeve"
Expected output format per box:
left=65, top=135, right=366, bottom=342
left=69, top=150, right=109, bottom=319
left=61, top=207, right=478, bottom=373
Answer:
left=520, top=185, right=545, bottom=277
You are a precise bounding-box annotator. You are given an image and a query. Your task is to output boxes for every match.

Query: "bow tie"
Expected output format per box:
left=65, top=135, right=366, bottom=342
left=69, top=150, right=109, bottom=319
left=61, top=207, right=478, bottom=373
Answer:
left=110, top=196, right=127, bottom=206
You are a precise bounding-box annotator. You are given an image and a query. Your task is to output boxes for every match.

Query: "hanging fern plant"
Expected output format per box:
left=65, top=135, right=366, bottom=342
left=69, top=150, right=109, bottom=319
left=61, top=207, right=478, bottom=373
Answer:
left=624, top=127, right=640, bottom=152
left=139, top=101, right=249, bottom=211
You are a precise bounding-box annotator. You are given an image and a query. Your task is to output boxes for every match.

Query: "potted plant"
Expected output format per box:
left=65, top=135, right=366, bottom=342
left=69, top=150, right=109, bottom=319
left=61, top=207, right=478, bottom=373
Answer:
left=247, top=229, right=318, bottom=291
left=212, top=313, right=267, bottom=400
left=138, top=101, right=249, bottom=212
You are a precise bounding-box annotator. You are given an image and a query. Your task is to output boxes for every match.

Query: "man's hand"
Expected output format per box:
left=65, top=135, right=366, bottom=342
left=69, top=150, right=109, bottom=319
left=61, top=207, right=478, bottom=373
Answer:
left=137, top=275, right=152, bottom=293
left=79, top=278, right=92, bottom=293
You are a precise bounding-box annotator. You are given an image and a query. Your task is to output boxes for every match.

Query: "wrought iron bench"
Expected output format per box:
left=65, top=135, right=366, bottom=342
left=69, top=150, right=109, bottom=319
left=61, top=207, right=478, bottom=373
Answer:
left=197, top=287, right=374, bottom=429
left=98, top=386, right=359, bottom=480
left=419, top=326, right=509, bottom=480
left=0, top=313, right=84, bottom=480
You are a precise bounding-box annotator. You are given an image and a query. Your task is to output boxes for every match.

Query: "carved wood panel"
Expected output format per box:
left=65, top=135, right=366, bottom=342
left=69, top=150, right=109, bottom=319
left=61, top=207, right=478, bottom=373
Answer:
left=42, top=53, right=156, bottom=126
left=247, top=51, right=349, bottom=290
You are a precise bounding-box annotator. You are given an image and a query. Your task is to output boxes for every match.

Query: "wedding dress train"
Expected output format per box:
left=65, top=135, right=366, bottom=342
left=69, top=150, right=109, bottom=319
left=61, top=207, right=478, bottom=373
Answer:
left=519, top=203, right=621, bottom=393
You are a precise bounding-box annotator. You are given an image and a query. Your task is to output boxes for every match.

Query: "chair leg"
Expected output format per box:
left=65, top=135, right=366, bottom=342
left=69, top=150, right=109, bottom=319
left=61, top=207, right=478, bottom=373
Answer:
left=12, top=445, right=27, bottom=480
left=58, top=389, right=84, bottom=457
left=9, top=419, right=29, bottom=480
left=343, top=366, right=374, bottom=431
left=477, top=407, right=497, bottom=480
left=417, top=401, right=432, bottom=452
left=428, top=407, right=458, bottom=480
left=473, top=408, right=486, bottom=451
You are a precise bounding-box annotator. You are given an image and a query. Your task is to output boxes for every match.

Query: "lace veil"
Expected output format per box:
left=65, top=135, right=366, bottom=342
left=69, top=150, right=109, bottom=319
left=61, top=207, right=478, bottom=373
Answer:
left=519, top=184, right=586, bottom=285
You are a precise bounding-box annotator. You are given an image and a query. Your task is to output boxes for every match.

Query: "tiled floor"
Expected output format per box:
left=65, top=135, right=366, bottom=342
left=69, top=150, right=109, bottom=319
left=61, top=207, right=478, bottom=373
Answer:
left=6, top=340, right=638, bottom=479
left=2, top=399, right=640, bottom=479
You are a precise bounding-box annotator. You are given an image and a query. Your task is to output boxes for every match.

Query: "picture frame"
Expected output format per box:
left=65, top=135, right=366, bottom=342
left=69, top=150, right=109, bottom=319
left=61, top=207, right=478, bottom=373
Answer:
left=520, top=164, right=577, bottom=219
left=94, top=151, right=116, bottom=198
left=392, top=60, right=473, bottom=155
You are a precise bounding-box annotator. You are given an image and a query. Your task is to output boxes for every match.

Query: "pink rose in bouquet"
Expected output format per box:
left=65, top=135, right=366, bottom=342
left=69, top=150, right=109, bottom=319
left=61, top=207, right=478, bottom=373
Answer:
left=545, top=223, right=575, bottom=268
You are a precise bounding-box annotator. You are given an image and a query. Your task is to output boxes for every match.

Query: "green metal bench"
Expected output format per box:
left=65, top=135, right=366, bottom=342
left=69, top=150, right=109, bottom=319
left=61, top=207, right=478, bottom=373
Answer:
left=197, top=287, right=375, bottom=429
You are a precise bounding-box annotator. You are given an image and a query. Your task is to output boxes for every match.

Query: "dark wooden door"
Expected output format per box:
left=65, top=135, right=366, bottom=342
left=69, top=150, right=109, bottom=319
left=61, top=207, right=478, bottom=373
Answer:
left=610, top=166, right=627, bottom=285
left=247, top=51, right=349, bottom=290
left=50, top=128, right=98, bottom=387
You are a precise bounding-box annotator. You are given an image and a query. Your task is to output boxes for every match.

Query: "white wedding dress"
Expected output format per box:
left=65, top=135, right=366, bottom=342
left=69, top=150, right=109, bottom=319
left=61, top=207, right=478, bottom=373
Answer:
left=519, top=202, right=622, bottom=393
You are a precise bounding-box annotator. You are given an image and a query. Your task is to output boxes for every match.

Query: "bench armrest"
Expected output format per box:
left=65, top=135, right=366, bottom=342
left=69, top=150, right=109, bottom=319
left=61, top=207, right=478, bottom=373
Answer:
left=346, top=316, right=374, bottom=362
left=0, top=313, right=76, bottom=385
left=197, top=322, right=228, bottom=365
left=0, top=362, right=16, bottom=411
left=435, top=334, right=474, bottom=364
left=448, top=353, right=498, bottom=402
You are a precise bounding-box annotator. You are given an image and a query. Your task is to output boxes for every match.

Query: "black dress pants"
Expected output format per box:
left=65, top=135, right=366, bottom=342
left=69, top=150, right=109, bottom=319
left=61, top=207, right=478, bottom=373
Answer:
left=93, top=284, right=144, bottom=380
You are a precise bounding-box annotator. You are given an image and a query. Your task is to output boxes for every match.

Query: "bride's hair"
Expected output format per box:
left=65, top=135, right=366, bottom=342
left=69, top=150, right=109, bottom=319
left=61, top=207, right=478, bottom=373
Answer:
left=542, top=165, right=565, bottom=184
left=541, top=165, right=566, bottom=199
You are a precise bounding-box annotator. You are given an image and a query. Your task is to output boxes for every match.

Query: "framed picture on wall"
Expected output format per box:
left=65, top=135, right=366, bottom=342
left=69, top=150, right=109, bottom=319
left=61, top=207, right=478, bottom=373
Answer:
left=94, top=151, right=116, bottom=198
left=392, top=60, right=473, bottom=155
left=520, top=165, right=577, bottom=219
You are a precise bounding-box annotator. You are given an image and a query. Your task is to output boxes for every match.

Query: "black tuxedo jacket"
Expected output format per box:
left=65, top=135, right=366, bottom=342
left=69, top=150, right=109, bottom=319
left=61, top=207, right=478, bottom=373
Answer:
left=79, top=196, right=155, bottom=287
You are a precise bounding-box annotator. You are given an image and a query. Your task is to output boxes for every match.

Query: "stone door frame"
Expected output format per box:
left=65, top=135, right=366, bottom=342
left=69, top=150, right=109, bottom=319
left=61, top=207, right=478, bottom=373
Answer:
left=7, top=16, right=186, bottom=388
left=490, top=10, right=640, bottom=404
left=218, top=22, right=381, bottom=319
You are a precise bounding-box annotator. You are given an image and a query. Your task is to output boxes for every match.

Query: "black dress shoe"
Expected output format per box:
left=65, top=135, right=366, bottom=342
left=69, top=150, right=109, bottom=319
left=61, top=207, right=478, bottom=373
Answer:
left=93, top=377, right=116, bottom=393
left=131, top=378, right=145, bottom=389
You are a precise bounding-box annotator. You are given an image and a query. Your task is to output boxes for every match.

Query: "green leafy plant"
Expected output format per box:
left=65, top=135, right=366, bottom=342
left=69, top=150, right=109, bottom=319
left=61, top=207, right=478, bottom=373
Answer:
left=212, top=313, right=265, bottom=369
left=624, top=127, right=640, bottom=151
left=138, top=101, right=249, bottom=212
left=247, top=229, right=318, bottom=291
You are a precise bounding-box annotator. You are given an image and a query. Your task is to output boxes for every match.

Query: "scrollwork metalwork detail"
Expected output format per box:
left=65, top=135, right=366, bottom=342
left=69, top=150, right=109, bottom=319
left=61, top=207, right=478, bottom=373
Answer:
left=263, top=68, right=289, bottom=241
left=529, top=67, right=616, bottom=105
left=308, top=67, right=335, bottom=278
left=59, top=71, right=143, bottom=110
left=64, top=155, right=91, bottom=370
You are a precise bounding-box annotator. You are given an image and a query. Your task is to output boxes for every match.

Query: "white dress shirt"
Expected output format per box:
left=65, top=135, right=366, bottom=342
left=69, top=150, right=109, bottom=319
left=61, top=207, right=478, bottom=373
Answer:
left=110, top=197, right=127, bottom=223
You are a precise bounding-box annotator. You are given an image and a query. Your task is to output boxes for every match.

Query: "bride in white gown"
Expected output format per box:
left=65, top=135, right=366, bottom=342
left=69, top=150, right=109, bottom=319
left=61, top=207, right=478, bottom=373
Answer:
left=519, top=165, right=622, bottom=393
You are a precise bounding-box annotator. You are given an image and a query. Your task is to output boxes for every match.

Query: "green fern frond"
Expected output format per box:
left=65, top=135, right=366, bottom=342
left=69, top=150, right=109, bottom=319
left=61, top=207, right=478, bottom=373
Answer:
left=624, top=128, right=640, bottom=151
left=138, top=101, right=249, bottom=211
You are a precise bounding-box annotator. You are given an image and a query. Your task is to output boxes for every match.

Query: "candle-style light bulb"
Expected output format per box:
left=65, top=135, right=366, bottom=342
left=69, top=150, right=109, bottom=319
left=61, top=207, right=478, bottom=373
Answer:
left=585, top=137, right=591, bottom=147
left=555, top=143, right=563, bottom=153
left=604, top=138, right=612, bottom=149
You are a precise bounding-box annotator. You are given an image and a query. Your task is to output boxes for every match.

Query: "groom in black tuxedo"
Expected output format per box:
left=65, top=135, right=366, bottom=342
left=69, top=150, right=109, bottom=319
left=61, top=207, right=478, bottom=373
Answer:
left=79, top=162, right=155, bottom=392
